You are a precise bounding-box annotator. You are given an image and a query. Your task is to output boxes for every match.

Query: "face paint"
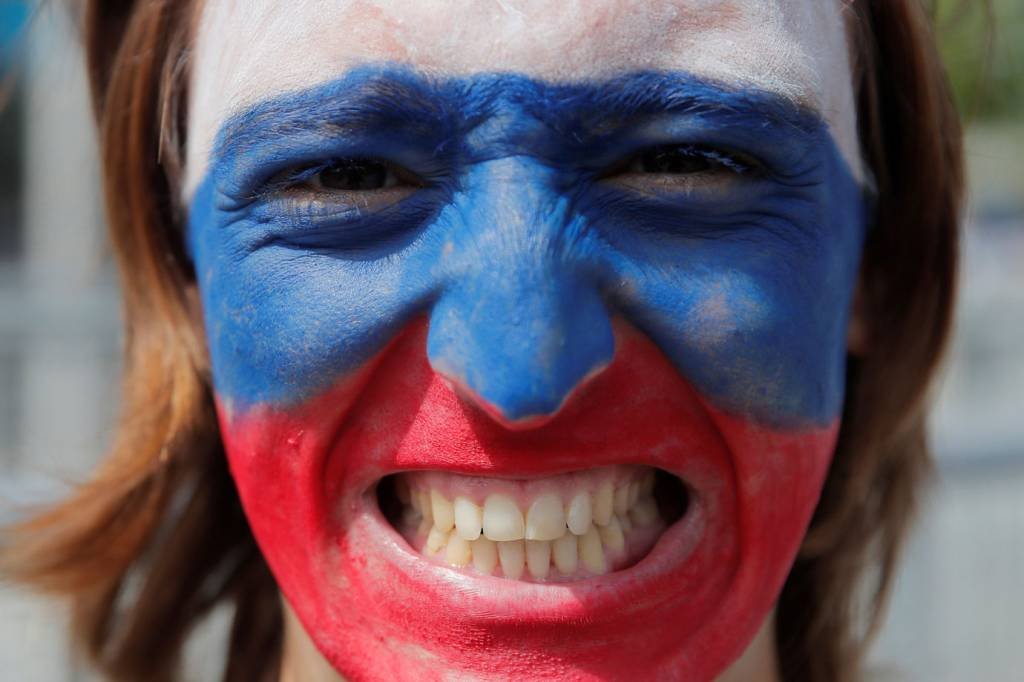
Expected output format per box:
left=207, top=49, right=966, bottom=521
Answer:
left=188, top=64, right=867, bottom=679
left=185, top=1, right=866, bottom=197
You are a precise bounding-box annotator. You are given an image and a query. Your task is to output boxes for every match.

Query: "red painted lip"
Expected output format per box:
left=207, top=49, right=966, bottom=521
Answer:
left=221, top=317, right=836, bottom=680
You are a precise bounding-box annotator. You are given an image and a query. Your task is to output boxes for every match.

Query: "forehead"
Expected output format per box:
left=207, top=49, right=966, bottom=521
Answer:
left=185, top=0, right=862, bottom=195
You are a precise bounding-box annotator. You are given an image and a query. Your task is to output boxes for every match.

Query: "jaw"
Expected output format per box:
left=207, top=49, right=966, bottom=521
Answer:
left=278, top=594, right=784, bottom=682
left=218, top=318, right=837, bottom=681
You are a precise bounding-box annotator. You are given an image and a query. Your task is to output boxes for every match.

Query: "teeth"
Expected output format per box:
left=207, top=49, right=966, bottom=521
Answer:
left=526, top=540, right=552, bottom=579
left=418, top=490, right=433, bottom=525
left=566, top=492, right=593, bottom=536
left=498, top=540, right=526, bottom=579
left=552, top=533, right=578, bottom=575
left=483, top=494, right=526, bottom=541
left=613, top=484, right=630, bottom=516
left=592, top=481, right=614, bottom=527
left=405, top=468, right=669, bottom=581
left=471, top=537, right=498, bottom=574
left=445, top=534, right=471, bottom=567
left=579, top=525, right=607, bottom=575
left=525, top=493, right=566, bottom=541
left=401, top=505, right=420, bottom=528
left=454, top=496, right=483, bottom=541
left=425, top=526, right=448, bottom=556
left=631, top=497, right=659, bottom=527
left=597, top=514, right=625, bottom=553
left=640, top=470, right=655, bottom=496
left=431, top=490, right=455, bottom=533
left=396, top=478, right=411, bottom=505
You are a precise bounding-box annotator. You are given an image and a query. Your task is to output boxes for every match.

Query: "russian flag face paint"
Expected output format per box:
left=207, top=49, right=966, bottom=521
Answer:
left=185, top=3, right=867, bottom=679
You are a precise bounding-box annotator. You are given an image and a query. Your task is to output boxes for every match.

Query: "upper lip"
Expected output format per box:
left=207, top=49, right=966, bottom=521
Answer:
left=344, top=403, right=714, bottom=505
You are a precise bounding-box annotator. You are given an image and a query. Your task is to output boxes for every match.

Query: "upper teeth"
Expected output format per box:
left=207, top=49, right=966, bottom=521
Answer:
left=396, top=468, right=661, bottom=580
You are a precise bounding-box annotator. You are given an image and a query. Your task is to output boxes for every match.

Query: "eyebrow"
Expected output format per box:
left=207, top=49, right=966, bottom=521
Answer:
left=518, top=71, right=821, bottom=143
left=211, top=66, right=823, bottom=167
left=211, top=71, right=469, bottom=162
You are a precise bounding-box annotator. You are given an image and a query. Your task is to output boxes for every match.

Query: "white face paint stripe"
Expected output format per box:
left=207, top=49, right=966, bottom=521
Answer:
left=184, top=0, right=864, bottom=200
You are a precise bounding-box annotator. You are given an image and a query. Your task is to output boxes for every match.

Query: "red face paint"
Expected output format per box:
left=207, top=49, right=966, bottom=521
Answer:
left=220, top=318, right=836, bottom=680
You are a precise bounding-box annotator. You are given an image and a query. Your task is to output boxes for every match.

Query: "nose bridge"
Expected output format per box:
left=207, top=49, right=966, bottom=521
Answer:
left=426, top=158, right=614, bottom=428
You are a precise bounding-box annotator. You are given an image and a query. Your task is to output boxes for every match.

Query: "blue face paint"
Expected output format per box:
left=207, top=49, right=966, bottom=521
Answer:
left=188, top=66, right=868, bottom=427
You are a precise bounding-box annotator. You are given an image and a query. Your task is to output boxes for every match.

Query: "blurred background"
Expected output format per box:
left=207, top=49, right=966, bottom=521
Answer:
left=0, top=1, right=1021, bottom=680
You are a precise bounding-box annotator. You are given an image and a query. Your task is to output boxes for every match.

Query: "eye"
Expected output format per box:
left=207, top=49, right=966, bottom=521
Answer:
left=606, top=144, right=759, bottom=195
left=307, top=158, right=400, bottom=191
left=269, top=157, right=422, bottom=212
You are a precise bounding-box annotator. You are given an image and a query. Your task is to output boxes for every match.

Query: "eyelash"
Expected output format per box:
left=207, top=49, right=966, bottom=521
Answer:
left=621, top=144, right=758, bottom=176
left=268, top=159, right=408, bottom=193
left=266, top=143, right=758, bottom=201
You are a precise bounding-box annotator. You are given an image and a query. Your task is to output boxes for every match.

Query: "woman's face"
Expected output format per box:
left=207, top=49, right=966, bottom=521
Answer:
left=185, top=2, right=867, bottom=679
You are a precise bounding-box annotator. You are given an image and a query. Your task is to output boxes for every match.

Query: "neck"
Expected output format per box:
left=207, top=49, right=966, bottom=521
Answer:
left=279, top=603, right=346, bottom=682
left=716, top=610, right=781, bottom=682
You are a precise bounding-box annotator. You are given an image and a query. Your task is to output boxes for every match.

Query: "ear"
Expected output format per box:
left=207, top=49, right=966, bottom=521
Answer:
left=846, top=273, right=869, bottom=356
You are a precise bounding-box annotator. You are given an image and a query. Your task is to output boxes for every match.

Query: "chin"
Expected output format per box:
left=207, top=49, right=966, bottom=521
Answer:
left=216, top=318, right=836, bottom=681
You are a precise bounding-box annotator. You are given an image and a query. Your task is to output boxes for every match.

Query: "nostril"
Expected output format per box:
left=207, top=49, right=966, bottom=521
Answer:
left=463, top=387, right=565, bottom=431
left=432, top=358, right=612, bottom=431
left=425, top=279, right=616, bottom=429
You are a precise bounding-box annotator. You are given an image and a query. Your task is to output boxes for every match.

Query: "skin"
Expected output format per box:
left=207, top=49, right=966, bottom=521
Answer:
left=279, top=603, right=781, bottom=682
left=184, top=2, right=867, bottom=680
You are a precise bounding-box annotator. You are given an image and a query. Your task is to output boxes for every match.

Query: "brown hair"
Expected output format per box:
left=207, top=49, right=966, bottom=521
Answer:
left=1, top=1, right=962, bottom=681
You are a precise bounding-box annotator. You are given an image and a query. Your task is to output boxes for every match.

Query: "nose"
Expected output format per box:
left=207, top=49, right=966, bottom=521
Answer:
left=425, top=160, right=615, bottom=429
left=427, top=270, right=614, bottom=428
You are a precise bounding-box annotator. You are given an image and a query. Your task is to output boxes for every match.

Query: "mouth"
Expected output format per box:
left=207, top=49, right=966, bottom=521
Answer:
left=378, top=466, right=690, bottom=582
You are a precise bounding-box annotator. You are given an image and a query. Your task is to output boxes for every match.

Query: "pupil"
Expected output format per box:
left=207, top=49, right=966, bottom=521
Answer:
left=641, top=147, right=713, bottom=174
left=319, top=159, right=388, bottom=190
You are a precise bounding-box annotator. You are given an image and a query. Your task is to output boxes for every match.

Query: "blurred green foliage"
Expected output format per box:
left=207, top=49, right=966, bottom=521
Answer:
left=933, top=0, right=1024, bottom=121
